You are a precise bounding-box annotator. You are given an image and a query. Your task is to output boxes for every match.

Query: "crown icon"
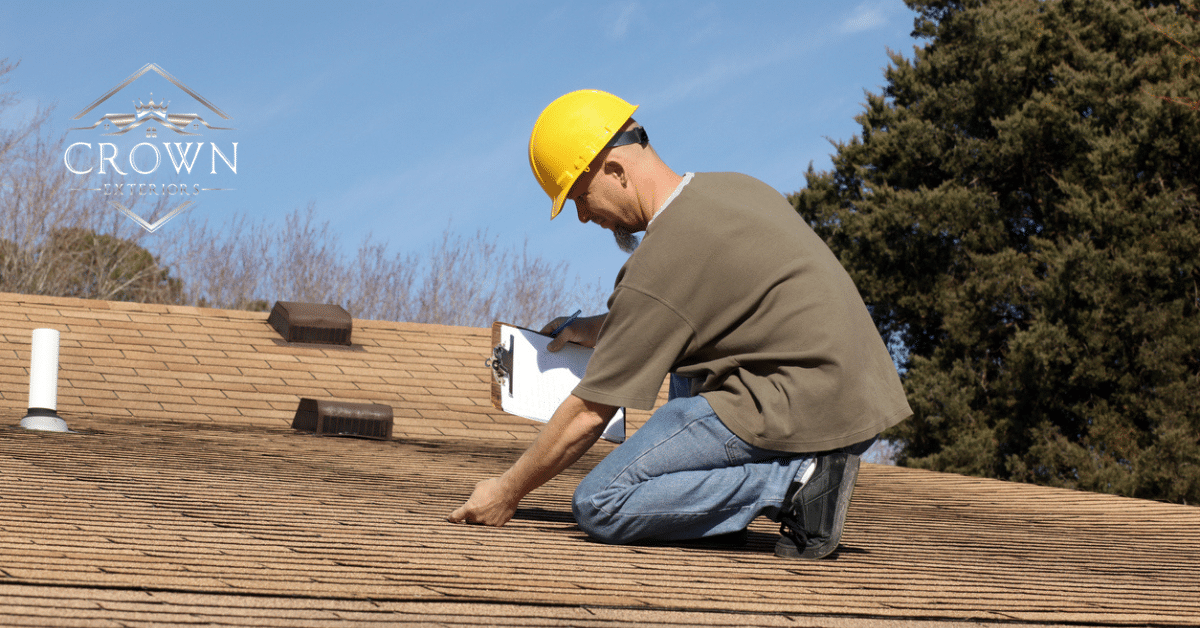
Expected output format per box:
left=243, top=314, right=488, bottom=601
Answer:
left=134, top=93, right=169, bottom=114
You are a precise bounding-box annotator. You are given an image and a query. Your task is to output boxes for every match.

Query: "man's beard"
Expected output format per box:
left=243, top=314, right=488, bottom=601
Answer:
left=613, top=225, right=640, bottom=254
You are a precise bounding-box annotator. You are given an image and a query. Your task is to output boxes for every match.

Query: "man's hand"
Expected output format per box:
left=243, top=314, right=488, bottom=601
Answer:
left=447, top=477, right=519, bottom=526
left=446, top=395, right=616, bottom=529
left=541, top=313, right=606, bottom=352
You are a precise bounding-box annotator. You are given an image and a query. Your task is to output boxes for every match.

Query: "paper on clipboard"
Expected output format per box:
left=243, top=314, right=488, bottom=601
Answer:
left=488, top=322, right=625, bottom=443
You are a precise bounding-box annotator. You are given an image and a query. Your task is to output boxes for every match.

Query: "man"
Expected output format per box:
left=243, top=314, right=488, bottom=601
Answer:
left=448, top=90, right=911, bottom=559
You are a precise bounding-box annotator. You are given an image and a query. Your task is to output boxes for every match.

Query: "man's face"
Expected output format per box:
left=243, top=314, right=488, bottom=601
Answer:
left=566, top=157, right=641, bottom=253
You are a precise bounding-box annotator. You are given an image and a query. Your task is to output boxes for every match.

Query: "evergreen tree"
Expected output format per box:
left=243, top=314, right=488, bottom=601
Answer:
left=793, top=0, right=1200, bottom=503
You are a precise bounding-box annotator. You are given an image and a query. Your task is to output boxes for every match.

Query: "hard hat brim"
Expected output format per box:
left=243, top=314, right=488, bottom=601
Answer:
left=551, top=187, right=570, bottom=219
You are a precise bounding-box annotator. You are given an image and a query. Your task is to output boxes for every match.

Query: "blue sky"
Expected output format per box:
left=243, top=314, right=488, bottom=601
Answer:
left=1, top=0, right=920, bottom=306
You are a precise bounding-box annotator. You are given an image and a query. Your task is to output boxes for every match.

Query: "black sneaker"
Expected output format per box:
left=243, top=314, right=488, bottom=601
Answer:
left=775, top=450, right=864, bottom=560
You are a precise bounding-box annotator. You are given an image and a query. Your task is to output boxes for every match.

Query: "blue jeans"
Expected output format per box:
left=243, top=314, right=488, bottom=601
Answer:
left=572, top=376, right=813, bottom=544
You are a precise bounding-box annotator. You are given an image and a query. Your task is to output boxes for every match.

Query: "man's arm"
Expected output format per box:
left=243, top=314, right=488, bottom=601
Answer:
left=447, top=393, right=618, bottom=526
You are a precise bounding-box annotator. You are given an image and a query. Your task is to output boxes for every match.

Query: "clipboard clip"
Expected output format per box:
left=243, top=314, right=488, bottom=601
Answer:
left=485, top=335, right=515, bottom=394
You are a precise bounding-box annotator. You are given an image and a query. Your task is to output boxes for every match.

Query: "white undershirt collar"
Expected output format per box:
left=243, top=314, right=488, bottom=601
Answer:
left=647, top=172, right=694, bottom=228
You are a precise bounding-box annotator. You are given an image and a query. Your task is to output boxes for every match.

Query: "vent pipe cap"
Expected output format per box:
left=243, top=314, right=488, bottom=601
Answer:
left=268, top=302, right=352, bottom=346
left=293, top=398, right=393, bottom=440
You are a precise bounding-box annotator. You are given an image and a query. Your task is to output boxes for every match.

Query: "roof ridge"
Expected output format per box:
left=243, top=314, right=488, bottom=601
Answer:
left=0, top=291, right=259, bottom=319
left=0, top=290, right=494, bottom=336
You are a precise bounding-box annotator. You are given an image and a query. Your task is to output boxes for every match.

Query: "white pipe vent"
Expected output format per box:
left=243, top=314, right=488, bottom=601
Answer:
left=20, top=328, right=70, bottom=432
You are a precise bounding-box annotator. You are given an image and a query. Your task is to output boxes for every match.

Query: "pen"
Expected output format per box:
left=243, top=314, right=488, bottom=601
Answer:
left=549, top=309, right=582, bottom=337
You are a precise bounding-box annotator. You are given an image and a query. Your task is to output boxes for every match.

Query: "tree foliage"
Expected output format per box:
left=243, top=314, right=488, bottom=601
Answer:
left=793, top=0, right=1200, bottom=503
left=162, top=208, right=606, bottom=329
left=1, top=228, right=182, bottom=304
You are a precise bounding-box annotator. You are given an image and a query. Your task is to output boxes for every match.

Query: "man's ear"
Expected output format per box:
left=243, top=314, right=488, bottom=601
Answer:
left=602, top=158, right=627, bottom=187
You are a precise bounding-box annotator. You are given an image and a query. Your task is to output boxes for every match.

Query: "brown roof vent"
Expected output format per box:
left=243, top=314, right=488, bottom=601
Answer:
left=292, top=398, right=393, bottom=440
left=268, top=301, right=352, bottom=345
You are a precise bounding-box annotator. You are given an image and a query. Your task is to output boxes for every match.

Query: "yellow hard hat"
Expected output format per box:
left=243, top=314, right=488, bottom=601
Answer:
left=529, top=90, right=638, bottom=219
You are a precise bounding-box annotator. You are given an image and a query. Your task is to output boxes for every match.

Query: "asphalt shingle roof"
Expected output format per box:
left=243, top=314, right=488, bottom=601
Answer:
left=1, top=292, right=1198, bottom=627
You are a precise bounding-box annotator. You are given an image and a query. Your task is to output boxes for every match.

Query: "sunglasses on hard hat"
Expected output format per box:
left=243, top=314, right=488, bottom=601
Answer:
left=606, top=127, right=649, bottom=148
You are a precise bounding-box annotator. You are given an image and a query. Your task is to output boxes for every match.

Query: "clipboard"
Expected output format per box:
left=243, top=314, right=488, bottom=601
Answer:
left=487, top=322, right=625, bottom=443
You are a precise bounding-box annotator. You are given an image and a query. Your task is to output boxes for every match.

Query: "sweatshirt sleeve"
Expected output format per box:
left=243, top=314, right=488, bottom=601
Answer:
left=572, top=286, right=695, bottom=410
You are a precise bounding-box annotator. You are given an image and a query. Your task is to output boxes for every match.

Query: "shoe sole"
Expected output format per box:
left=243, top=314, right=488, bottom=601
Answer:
left=775, top=453, right=862, bottom=560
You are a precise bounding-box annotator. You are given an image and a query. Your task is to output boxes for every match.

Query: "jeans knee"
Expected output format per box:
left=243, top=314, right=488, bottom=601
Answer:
left=572, top=484, right=628, bottom=544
